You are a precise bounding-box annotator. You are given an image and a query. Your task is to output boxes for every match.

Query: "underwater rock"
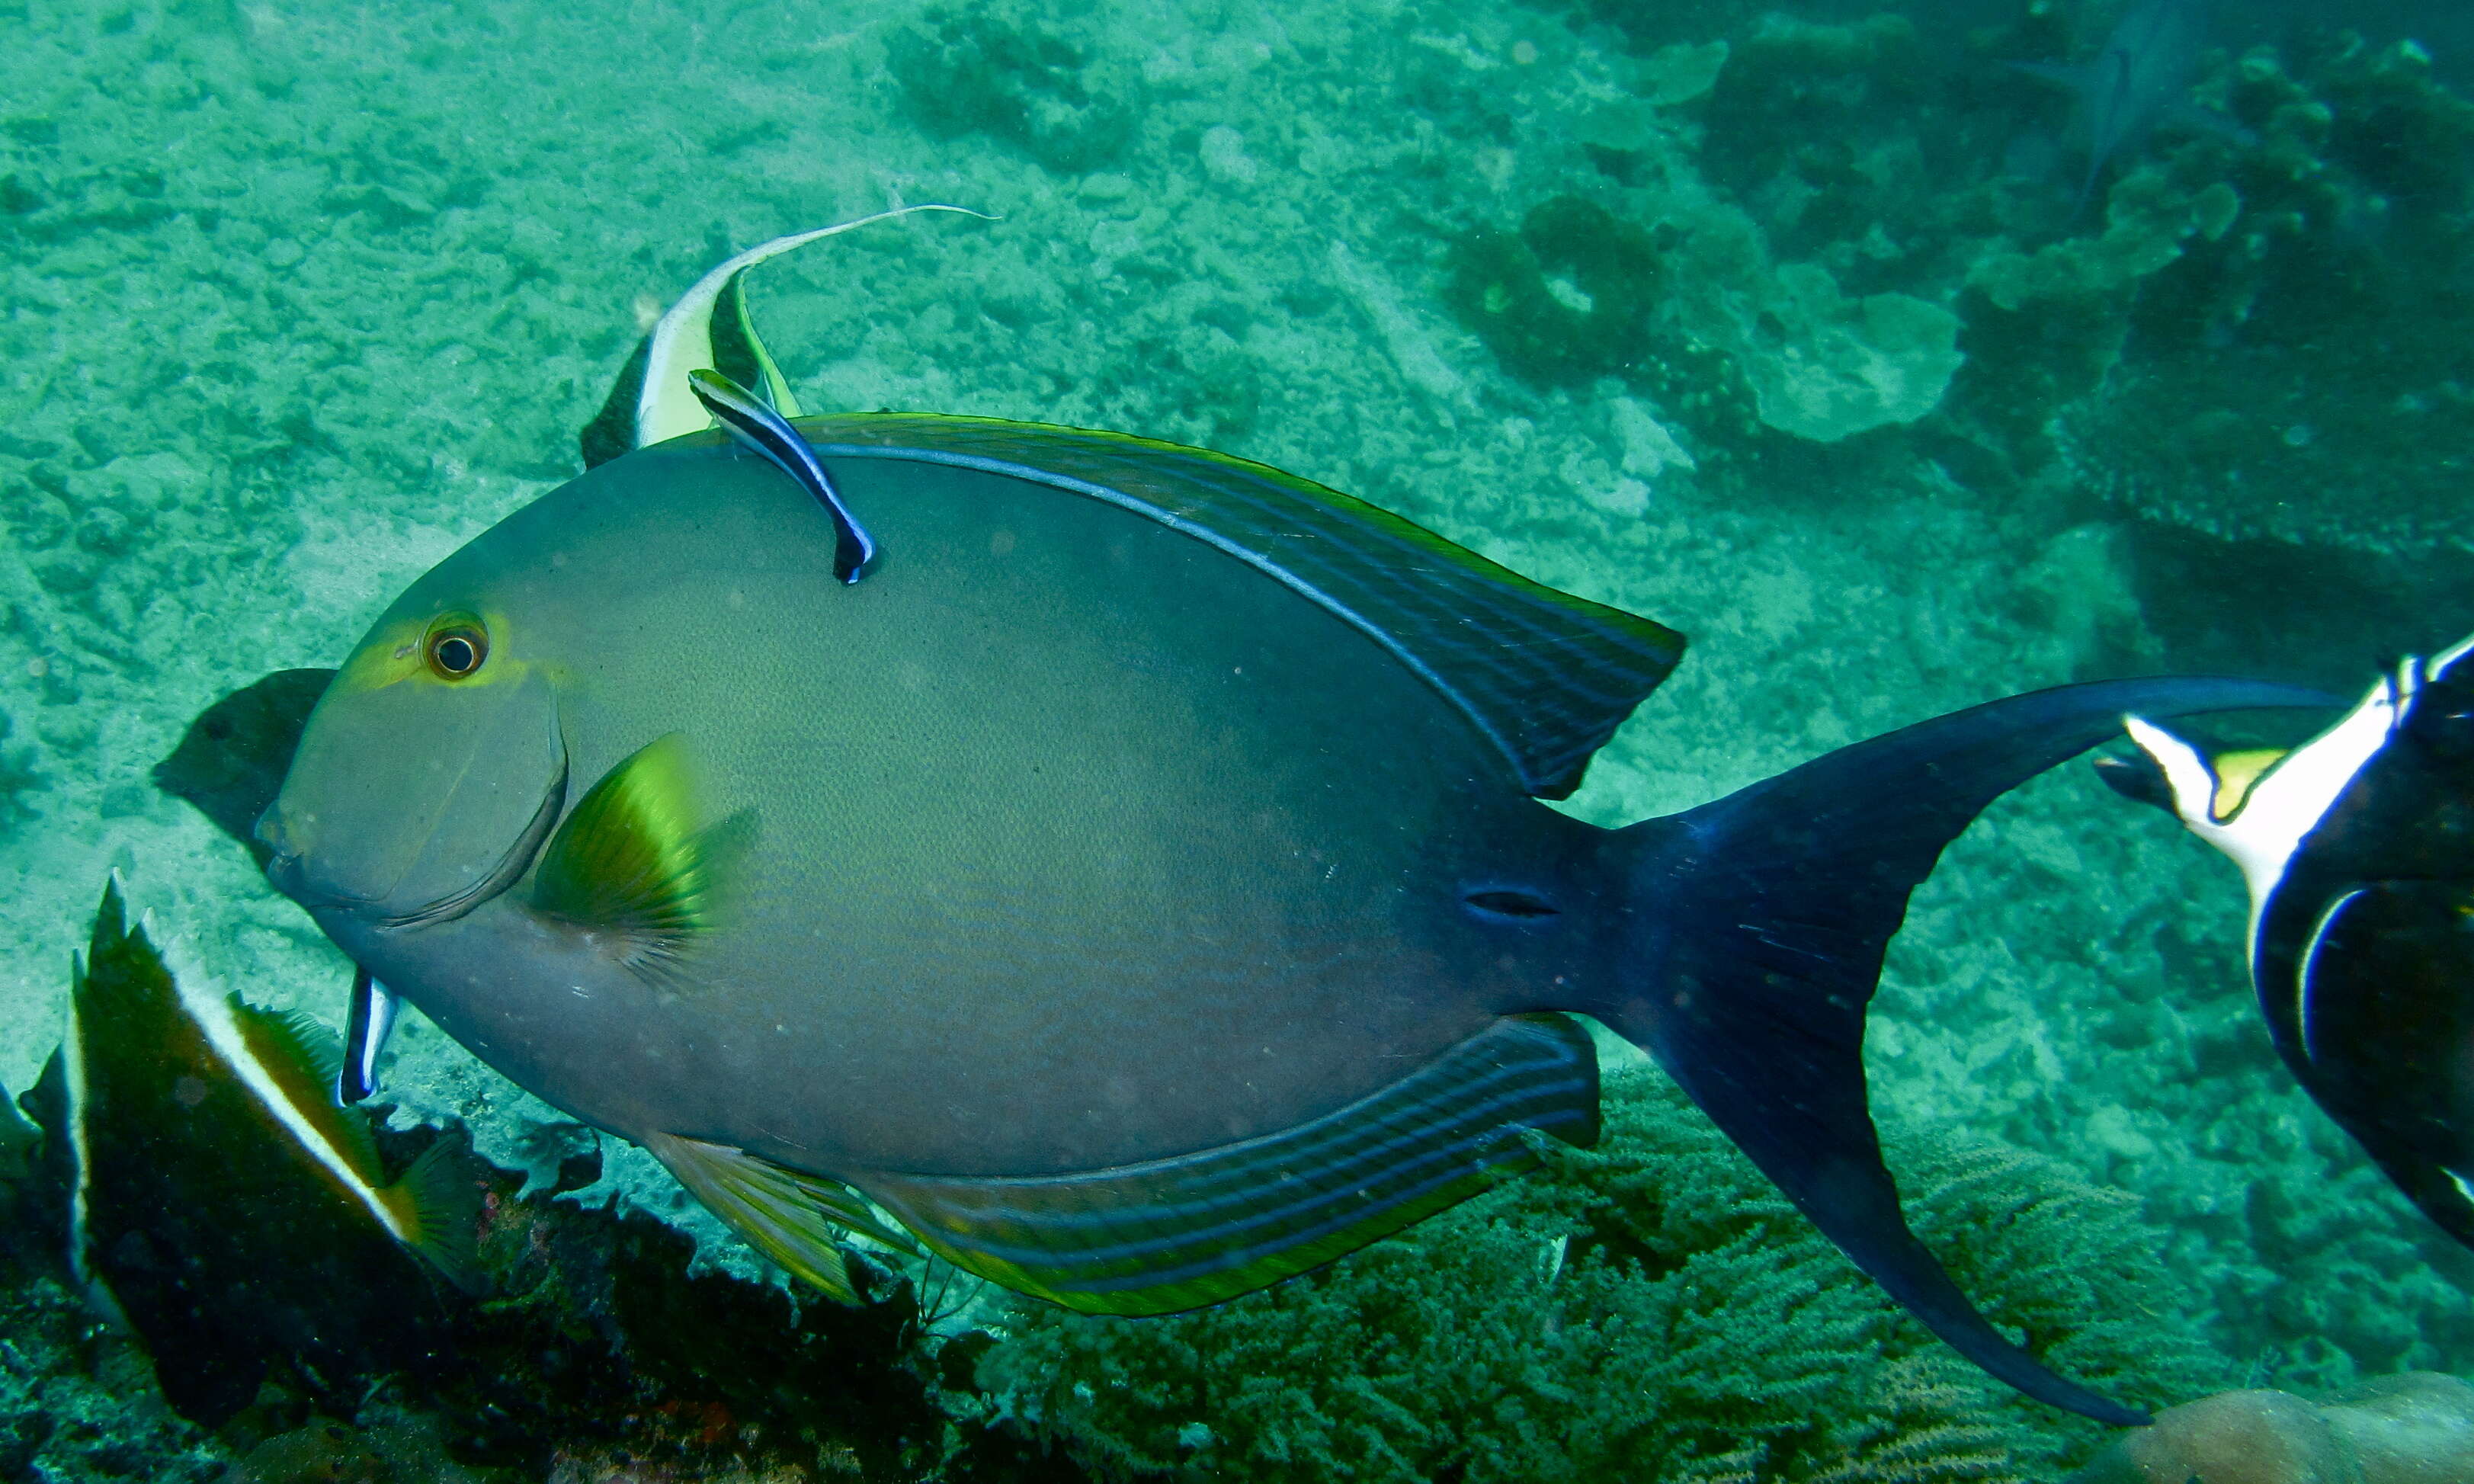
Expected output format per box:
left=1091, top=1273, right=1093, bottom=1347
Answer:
left=2067, top=1373, right=2474, bottom=1484
left=227, top=1418, right=389, bottom=1484
left=2069, top=1387, right=2351, bottom=1484
left=2331, top=1373, right=2474, bottom=1484
left=1723, top=262, right=1964, bottom=444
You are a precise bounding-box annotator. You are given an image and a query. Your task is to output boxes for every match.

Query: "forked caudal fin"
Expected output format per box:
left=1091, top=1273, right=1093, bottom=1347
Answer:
left=1599, top=675, right=2331, bottom=1425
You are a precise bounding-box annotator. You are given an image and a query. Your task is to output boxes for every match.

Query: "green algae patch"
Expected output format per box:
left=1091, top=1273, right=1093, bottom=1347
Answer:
left=886, top=6, right=1139, bottom=174
left=1444, top=197, right=1670, bottom=389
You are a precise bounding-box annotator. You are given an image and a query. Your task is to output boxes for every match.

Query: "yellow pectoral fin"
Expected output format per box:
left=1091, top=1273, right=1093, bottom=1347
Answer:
left=530, top=735, right=748, bottom=976
left=643, top=1133, right=922, bottom=1303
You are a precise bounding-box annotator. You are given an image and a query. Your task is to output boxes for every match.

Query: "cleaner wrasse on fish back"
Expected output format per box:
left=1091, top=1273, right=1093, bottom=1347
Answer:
left=252, top=215, right=2326, bottom=1425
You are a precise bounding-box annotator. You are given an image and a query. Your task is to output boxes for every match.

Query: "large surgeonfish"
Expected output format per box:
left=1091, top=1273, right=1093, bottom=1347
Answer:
left=249, top=216, right=2323, bottom=1425
left=2106, top=633, right=2474, bottom=1249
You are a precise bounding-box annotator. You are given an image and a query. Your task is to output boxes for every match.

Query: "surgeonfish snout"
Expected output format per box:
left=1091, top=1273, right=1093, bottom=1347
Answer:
left=2113, top=631, right=2474, bottom=1252
left=268, top=644, right=566, bottom=923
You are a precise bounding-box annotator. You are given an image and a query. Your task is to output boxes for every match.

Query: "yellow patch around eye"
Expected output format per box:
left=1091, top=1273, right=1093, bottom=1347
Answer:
left=332, top=620, right=428, bottom=696
left=334, top=608, right=524, bottom=695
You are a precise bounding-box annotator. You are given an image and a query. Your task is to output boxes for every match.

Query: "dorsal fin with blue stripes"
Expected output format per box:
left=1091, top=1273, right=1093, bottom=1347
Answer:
left=797, top=413, right=1686, bottom=798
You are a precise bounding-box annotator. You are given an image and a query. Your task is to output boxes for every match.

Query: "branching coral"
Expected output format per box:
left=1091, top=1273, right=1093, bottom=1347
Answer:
left=976, top=1069, right=2230, bottom=1483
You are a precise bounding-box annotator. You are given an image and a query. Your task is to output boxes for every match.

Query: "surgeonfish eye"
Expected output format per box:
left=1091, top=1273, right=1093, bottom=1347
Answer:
left=423, top=615, right=489, bottom=681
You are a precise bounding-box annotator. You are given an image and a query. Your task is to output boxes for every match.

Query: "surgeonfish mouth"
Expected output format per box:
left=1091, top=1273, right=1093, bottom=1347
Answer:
left=375, top=745, right=570, bottom=930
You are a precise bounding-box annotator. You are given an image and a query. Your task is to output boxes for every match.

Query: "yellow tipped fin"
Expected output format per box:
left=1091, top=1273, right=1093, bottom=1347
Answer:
left=530, top=735, right=742, bottom=976
left=76, top=882, right=478, bottom=1290
left=2207, top=746, right=2288, bottom=822
left=226, top=998, right=479, bottom=1285
left=643, top=1132, right=921, bottom=1303
left=228, top=999, right=384, bottom=1180
left=379, top=1138, right=482, bottom=1291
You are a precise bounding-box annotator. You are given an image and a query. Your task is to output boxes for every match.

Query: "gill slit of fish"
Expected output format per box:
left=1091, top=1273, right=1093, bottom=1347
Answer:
left=379, top=744, right=571, bottom=929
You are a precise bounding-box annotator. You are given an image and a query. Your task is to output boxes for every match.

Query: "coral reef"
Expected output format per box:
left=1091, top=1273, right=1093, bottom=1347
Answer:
left=2043, top=36, right=2474, bottom=559
left=1439, top=7, right=2474, bottom=564
left=1442, top=191, right=1962, bottom=445
left=1444, top=197, right=1671, bottom=389
left=0, top=1069, right=1070, bottom=1483
left=973, top=1069, right=2230, bottom=1482
left=5, top=0, right=2474, bottom=1473
left=0, top=1276, right=226, bottom=1484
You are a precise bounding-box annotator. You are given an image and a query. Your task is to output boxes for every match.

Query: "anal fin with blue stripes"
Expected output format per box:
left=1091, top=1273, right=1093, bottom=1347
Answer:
left=852, top=1014, right=1600, bottom=1316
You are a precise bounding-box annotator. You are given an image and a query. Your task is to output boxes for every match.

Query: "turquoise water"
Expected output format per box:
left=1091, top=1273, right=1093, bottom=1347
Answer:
left=4, top=0, right=2473, bottom=1478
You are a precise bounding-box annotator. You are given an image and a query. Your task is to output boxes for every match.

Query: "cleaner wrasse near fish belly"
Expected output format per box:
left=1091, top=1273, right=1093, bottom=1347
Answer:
left=2106, top=633, right=2474, bottom=1252
left=248, top=216, right=2324, bottom=1425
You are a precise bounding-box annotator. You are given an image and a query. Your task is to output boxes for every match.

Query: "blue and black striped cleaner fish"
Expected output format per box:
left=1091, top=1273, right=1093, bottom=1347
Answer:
left=243, top=217, right=2323, bottom=1424
left=2106, top=632, right=2474, bottom=1254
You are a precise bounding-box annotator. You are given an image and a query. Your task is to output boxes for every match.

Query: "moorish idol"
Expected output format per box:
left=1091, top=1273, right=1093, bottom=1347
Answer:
left=43, top=881, right=472, bottom=1423
left=2108, top=633, right=2474, bottom=1249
